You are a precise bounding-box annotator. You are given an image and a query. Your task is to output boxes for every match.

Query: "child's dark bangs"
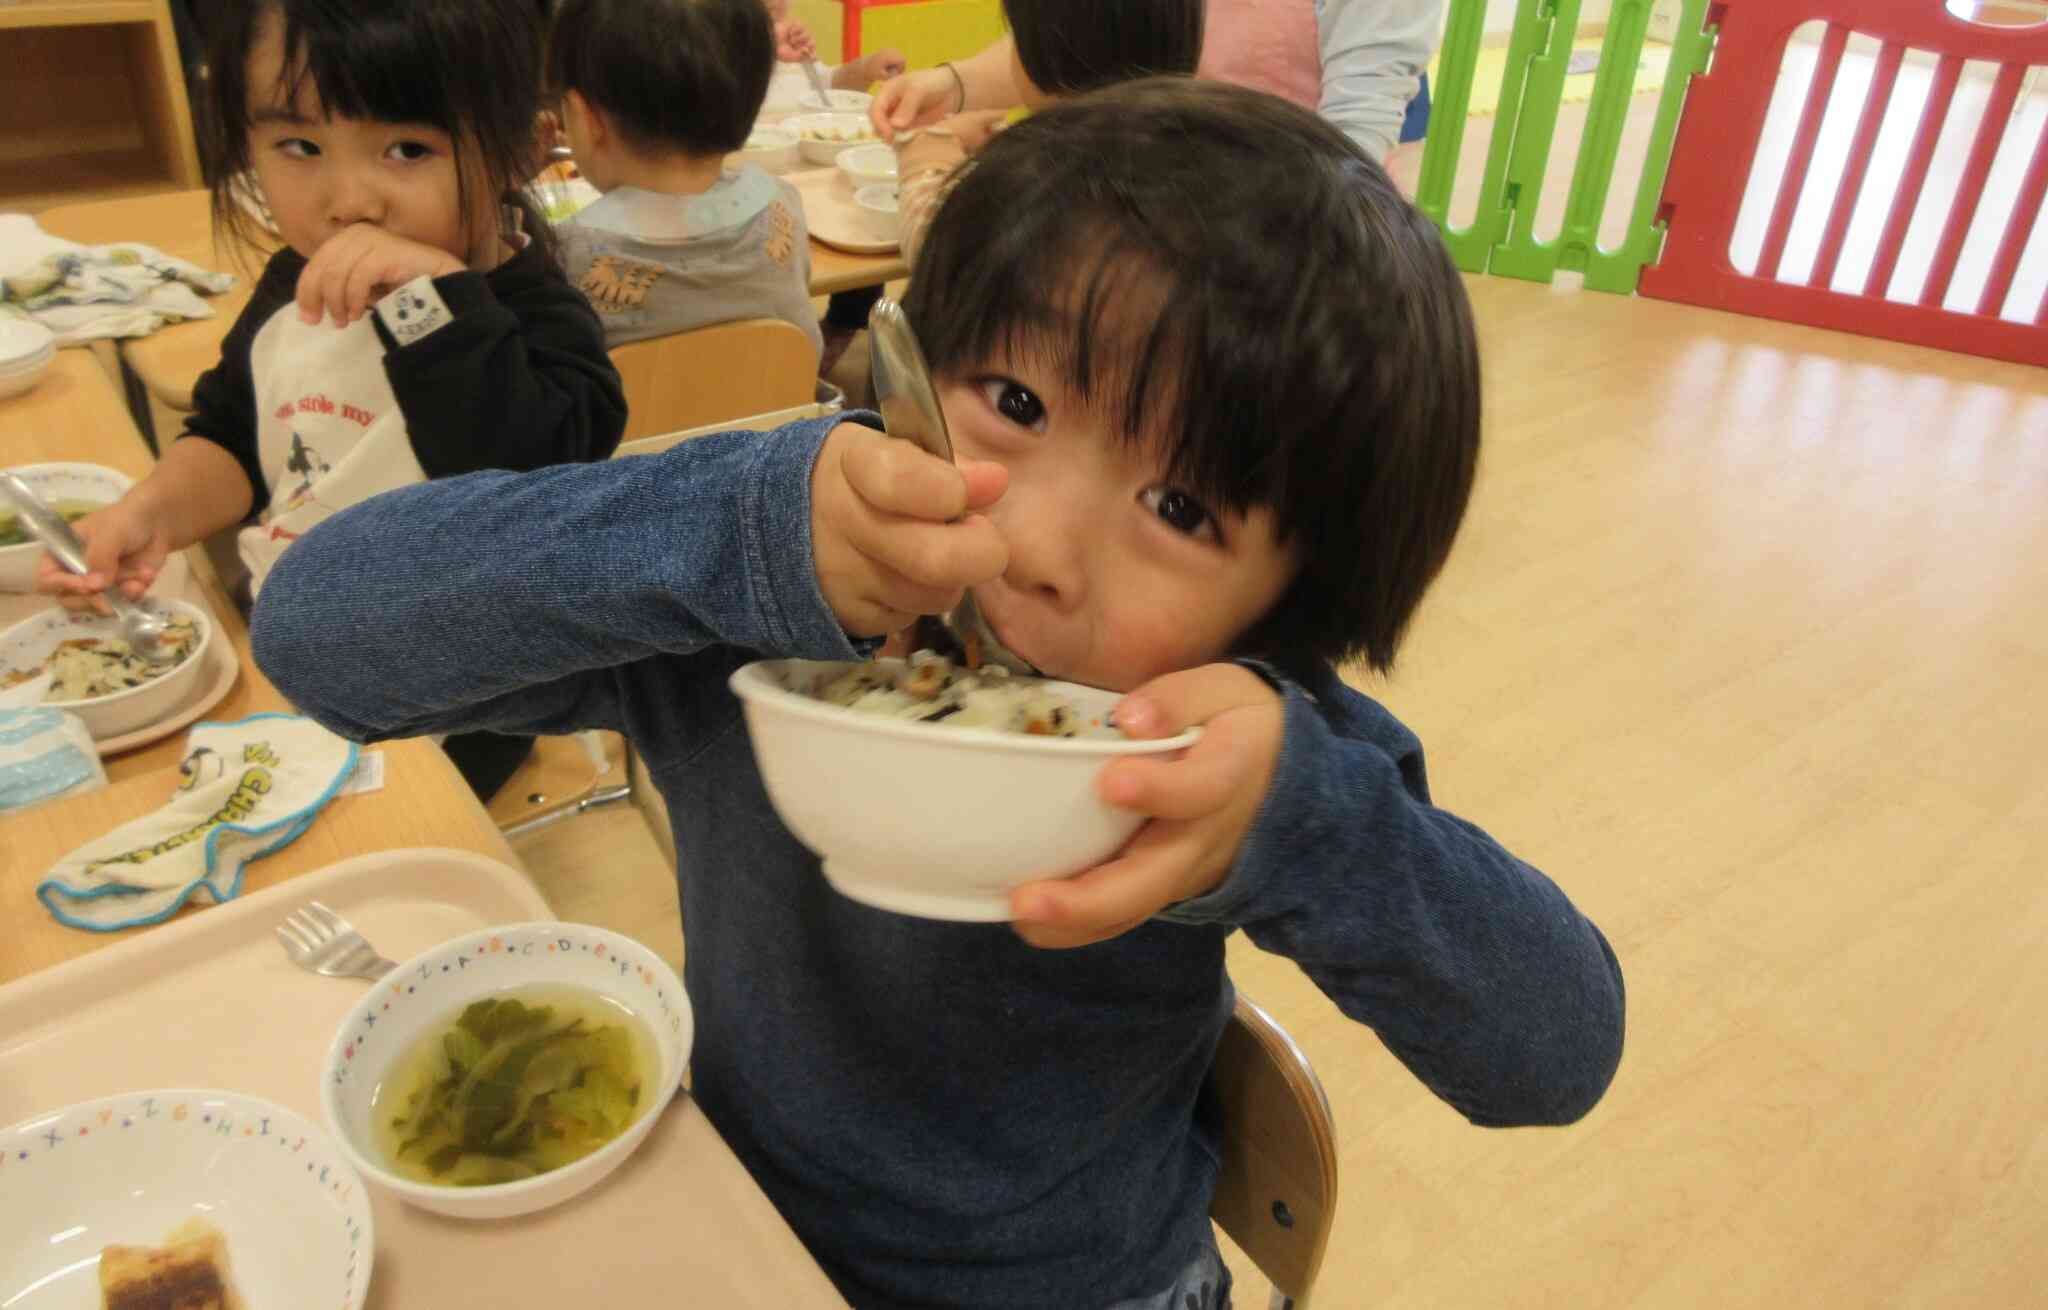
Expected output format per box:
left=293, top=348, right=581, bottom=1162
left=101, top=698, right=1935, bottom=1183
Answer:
left=914, top=220, right=1268, bottom=521
left=272, top=8, right=460, bottom=139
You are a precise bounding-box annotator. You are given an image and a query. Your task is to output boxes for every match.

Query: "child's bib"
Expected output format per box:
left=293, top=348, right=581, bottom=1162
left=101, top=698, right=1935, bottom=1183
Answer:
left=239, top=309, right=426, bottom=596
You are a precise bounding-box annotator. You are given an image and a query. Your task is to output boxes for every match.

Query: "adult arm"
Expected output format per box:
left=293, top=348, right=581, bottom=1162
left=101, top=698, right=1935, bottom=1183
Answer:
left=1318, top=0, right=1444, bottom=163
left=871, top=35, right=1028, bottom=137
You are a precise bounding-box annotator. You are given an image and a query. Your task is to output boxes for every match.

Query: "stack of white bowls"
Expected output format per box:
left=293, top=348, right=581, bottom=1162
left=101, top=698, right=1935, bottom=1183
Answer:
left=0, top=318, right=56, bottom=401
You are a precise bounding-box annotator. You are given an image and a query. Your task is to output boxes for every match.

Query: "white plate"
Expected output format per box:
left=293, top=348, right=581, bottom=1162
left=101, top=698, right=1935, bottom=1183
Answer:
left=0, top=1089, right=372, bottom=1310
left=789, top=168, right=901, bottom=255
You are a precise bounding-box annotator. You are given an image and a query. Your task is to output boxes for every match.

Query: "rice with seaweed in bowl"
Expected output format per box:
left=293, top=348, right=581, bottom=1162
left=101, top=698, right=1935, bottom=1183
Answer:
left=795, top=653, right=1123, bottom=739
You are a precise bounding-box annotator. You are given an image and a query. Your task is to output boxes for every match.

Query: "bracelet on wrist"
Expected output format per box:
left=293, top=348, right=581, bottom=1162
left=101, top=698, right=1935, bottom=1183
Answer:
left=941, top=61, right=966, bottom=113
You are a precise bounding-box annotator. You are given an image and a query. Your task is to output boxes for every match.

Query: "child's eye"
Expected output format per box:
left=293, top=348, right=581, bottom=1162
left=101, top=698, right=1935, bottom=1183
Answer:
left=1139, top=486, right=1220, bottom=542
left=277, top=138, right=320, bottom=159
left=977, top=380, right=1046, bottom=430
left=387, top=141, right=435, bottom=162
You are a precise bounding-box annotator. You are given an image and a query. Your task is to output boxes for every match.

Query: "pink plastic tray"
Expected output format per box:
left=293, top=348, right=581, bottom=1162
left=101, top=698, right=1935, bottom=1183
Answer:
left=0, top=847, right=846, bottom=1308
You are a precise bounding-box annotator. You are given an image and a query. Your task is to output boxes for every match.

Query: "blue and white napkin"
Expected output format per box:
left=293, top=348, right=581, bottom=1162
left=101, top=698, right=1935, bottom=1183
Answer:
left=0, top=707, right=106, bottom=814
left=36, top=713, right=357, bottom=931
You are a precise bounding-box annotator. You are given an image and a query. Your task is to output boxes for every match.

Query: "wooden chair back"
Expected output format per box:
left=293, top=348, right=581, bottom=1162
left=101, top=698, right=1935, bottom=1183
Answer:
left=1209, top=994, right=1340, bottom=1309
left=610, top=318, right=820, bottom=443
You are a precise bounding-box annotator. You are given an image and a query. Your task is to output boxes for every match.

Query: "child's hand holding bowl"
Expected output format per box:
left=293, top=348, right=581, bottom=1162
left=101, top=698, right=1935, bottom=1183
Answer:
left=1010, top=663, right=1287, bottom=949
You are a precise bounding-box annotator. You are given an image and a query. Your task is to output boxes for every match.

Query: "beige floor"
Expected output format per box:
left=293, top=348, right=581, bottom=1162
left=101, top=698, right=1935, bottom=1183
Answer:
left=514, top=57, right=2048, bottom=1310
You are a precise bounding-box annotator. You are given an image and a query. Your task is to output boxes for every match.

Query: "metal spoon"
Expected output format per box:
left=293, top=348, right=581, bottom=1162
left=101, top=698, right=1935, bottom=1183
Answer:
left=867, top=298, right=1038, bottom=677
left=802, top=59, right=836, bottom=109
left=0, top=472, right=177, bottom=664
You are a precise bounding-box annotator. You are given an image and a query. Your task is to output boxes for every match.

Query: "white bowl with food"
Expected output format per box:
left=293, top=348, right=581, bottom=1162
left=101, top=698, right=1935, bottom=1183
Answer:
left=0, top=597, right=211, bottom=738
left=836, top=142, right=898, bottom=189
left=851, top=183, right=901, bottom=242
left=322, top=922, right=691, bottom=1221
left=797, top=88, right=873, bottom=116
left=0, top=460, right=133, bottom=591
left=728, top=656, right=1201, bottom=921
left=730, top=125, right=799, bottom=174
left=785, top=111, right=881, bottom=165
left=0, top=1089, right=373, bottom=1310
left=0, top=316, right=56, bottom=401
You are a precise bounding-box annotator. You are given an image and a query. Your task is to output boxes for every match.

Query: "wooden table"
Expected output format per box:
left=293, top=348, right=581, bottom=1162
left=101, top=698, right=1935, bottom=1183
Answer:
left=0, top=351, right=524, bottom=980
left=39, top=188, right=909, bottom=412
left=0, top=353, right=847, bottom=1305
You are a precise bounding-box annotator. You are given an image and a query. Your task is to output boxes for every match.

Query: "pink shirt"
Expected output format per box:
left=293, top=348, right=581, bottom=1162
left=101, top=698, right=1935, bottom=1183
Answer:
left=1197, top=0, right=1323, bottom=111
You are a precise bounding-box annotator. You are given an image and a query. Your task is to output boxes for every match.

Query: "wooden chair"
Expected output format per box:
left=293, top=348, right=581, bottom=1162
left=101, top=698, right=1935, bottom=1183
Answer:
left=1210, top=994, right=1339, bottom=1310
left=609, top=317, right=820, bottom=443
left=486, top=729, right=632, bottom=837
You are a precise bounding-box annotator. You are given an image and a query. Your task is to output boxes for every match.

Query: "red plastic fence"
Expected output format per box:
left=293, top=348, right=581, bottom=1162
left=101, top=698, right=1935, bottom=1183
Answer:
left=1640, top=1, right=2048, bottom=367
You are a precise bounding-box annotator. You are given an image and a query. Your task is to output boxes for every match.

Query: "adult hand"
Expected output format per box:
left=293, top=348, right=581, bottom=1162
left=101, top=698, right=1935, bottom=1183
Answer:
left=844, top=47, right=907, bottom=88
left=810, top=422, right=1009, bottom=637
left=1010, top=664, right=1286, bottom=949
left=774, top=18, right=817, bottom=63
left=295, top=222, right=465, bottom=328
left=869, top=66, right=962, bottom=140
left=32, top=498, right=176, bottom=613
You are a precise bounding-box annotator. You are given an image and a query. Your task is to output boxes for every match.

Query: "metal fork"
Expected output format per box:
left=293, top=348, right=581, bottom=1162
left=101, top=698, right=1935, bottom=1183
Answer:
left=274, top=901, right=398, bottom=981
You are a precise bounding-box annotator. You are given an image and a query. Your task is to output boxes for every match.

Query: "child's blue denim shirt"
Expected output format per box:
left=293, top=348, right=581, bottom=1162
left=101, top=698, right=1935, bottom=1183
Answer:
left=252, top=413, right=1625, bottom=1310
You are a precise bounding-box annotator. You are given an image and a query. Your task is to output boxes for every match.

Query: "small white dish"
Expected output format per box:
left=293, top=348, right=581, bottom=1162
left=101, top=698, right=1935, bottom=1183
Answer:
left=0, top=461, right=134, bottom=591
left=322, top=922, right=691, bottom=1221
left=852, top=183, right=902, bottom=242
left=731, top=125, right=800, bottom=175
left=785, top=111, right=882, bottom=165
left=0, top=317, right=55, bottom=400
left=0, top=598, right=213, bottom=738
left=0, top=1089, right=372, bottom=1310
left=836, top=142, right=898, bottom=189
left=797, top=88, right=872, bottom=116
left=729, top=658, right=1199, bottom=920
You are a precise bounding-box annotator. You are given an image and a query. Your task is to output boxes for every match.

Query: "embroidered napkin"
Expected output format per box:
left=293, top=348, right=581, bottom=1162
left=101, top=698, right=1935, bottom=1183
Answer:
left=0, top=707, right=106, bottom=814
left=0, top=214, right=236, bottom=346
left=36, top=713, right=357, bottom=932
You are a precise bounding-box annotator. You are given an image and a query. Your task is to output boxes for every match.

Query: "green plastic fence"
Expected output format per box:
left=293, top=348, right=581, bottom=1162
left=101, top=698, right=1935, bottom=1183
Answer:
left=1418, top=0, right=1719, bottom=293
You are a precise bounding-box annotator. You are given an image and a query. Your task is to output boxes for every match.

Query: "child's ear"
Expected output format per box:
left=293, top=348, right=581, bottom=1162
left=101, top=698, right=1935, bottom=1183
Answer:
left=563, top=89, right=608, bottom=149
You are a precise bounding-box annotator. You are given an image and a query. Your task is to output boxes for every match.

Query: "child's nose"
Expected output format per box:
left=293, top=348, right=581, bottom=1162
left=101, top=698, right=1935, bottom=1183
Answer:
left=326, top=171, right=386, bottom=228
left=997, top=490, right=1087, bottom=612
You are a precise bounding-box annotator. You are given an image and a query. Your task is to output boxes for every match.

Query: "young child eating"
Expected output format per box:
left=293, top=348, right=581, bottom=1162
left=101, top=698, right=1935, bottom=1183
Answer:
left=252, top=79, right=1625, bottom=1310
left=38, top=0, right=625, bottom=801
left=549, top=0, right=822, bottom=356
